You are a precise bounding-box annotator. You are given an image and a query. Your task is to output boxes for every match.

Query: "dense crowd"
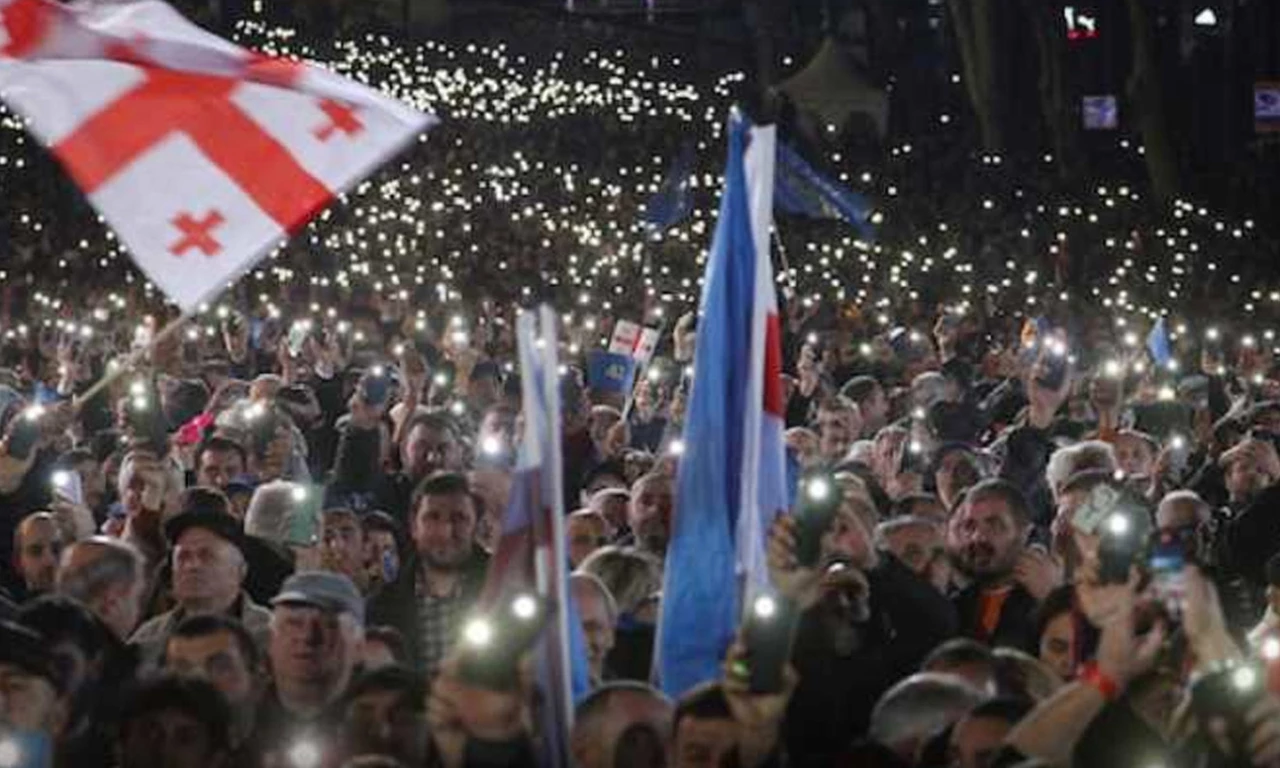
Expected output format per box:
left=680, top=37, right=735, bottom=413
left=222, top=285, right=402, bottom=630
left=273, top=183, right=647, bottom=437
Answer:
left=8, top=4, right=1280, bottom=768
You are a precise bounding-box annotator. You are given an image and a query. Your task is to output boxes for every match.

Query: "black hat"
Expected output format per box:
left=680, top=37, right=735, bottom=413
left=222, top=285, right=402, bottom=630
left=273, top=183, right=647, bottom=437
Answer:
left=164, top=510, right=245, bottom=552
left=0, top=620, right=63, bottom=692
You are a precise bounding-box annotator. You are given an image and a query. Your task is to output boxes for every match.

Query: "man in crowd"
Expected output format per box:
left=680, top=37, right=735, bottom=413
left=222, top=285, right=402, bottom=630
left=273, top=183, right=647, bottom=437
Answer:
left=340, top=665, right=429, bottom=766
left=322, top=506, right=371, bottom=593
left=11, top=511, right=63, bottom=601
left=195, top=437, right=248, bottom=499
left=164, top=614, right=263, bottom=749
left=131, top=509, right=271, bottom=666
left=57, top=536, right=147, bottom=644
left=571, top=572, right=617, bottom=687
left=116, top=676, right=232, bottom=768
left=624, top=473, right=673, bottom=560
left=571, top=681, right=674, bottom=768
left=252, top=571, right=365, bottom=762
left=0, top=620, right=68, bottom=748
left=368, top=472, right=489, bottom=679
left=840, top=376, right=889, bottom=439
left=816, top=395, right=862, bottom=465
left=568, top=509, right=609, bottom=569
left=949, top=480, right=1060, bottom=651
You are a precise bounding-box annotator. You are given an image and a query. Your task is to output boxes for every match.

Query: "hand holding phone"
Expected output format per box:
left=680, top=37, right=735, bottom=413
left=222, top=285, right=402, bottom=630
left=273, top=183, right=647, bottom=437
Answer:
left=738, top=593, right=801, bottom=694
left=458, top=594, right=551, bottom=691
left=793, top=474, right=840, bottom=568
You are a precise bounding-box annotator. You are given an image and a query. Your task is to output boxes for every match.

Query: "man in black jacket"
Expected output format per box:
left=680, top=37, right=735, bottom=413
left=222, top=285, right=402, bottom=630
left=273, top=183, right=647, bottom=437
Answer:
left=366, top=472, right=489, bottom=681
left=767, top=497, right=959, bottom=763
left=949, top=479, right=1058, bottom=652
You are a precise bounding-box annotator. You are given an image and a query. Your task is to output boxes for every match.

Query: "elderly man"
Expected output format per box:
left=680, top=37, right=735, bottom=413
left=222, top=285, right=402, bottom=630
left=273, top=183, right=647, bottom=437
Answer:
left=567, top=510, right=609, bottom=569
left=624, top=473, right=673, bottom=560
left=117, top=450, right=185, bottom=570
left=250, top=571, right=365, bottom=764
left=131, top=509, right=270, bottom=668
left=571, top=572, right=617, bottom=687
left=815, top=396, right=863, bottom=466
left=57, top=536, right=147, bottom=643
left=12, top=511, right=63, bottom=601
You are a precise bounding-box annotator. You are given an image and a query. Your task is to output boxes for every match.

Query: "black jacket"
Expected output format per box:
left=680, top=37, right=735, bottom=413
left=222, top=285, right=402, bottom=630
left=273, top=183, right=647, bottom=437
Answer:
left=366, top=548, right=490, bottom=675
left=952, top=581, right=1040, bottom=653
left=783, top=555, right=957, bottom=763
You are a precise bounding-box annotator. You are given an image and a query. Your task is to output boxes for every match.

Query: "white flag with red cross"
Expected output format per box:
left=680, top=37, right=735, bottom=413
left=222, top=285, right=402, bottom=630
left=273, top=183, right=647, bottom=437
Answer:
left=0, top=0, right=435, bottom=311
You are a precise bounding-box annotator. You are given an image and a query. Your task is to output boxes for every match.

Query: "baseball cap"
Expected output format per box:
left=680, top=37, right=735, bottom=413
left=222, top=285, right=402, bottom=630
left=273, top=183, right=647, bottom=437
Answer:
left=271, top=571, right=365, bottom=624
left=164, top=510, right=245, bottom=552
left=0, top=621, right=63, bottom=693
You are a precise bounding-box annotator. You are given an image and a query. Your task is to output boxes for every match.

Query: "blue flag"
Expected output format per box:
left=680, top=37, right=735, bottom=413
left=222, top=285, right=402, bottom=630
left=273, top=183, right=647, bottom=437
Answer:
left=774, top=139, right=876, bottom=241
left=655, top=112, right=789, bottom=698
left=643, top=142, right=695, bottom=235
left=1148, top=317, right=1172, bottom=367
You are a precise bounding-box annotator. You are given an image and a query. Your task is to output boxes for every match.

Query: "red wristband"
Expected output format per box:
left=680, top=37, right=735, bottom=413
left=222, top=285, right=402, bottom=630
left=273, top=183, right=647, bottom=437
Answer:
left=1078, top=661, right=1120, bottom=702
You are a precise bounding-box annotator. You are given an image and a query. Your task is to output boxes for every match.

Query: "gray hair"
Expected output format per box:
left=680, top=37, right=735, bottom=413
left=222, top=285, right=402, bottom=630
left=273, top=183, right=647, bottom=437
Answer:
left=874, top=515, right=941, bottom=549
left=577, top=546, right=662, bottom=616
left=245, top=480, right=309, bottom=545
left=57, top=537, right=144, bottom=604
left=911, top=372, right=949, bottom=410
left=570, top=571, right=619, bottom=625
left=1045, top=441, right=1117, bottom=499
left=868, top=672, right=986, bottom=748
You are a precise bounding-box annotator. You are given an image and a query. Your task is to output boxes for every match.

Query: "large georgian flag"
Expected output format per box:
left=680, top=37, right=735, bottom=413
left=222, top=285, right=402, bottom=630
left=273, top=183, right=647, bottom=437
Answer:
left=0, top=0, right=434, bottom=311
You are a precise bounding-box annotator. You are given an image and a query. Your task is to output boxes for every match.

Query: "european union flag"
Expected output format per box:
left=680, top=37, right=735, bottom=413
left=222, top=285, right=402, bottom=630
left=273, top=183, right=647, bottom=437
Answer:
left=774, top=139, right=877, bottom=241
left=643, top=142, right=695, bottom=236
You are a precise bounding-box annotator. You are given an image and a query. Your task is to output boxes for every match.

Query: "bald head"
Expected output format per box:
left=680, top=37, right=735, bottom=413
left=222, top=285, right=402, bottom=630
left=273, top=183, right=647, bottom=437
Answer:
left=14, top=512, right=62, bottom=594
left=57, top=537, right=146, bottom=640
left=1156, top=490, right=1211, bottom=533
left=571, top=682, right=673, bottom=768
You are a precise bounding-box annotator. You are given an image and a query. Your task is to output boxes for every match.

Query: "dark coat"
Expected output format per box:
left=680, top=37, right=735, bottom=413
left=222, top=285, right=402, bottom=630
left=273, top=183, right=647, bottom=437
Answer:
left=365, top=547, right=490, bottom=674
left=952, top=581, right=1040, bottom=653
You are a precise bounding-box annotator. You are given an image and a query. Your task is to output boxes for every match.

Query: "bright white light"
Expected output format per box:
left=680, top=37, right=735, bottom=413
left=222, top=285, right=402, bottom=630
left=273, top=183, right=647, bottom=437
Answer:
left=1263, top=637, right=1280, bottom=660
left=1170, top=435, right=1186, bottom=451
left=512, top=595, right=538, bottom=620
left=52, top=470, right=72, bottom=488
left=1104, top=360, right=1122, bottom=378
left=291, top=486, right=308, bottom=502
left=0, top=739, right=20, bottom=768
left=668, top=439, right=686, bottom=457
left=1194, top=8, right=1217, bottom=26
left=1106, top=514, right=1130, bottom=536
left=1232, top=666, right=1258, bottom=692
left=753, top=595, right=777, bottom=619
left=807, top=477, right=831, bottom=502
left=464, top=618, right=494, bottom=648
left=481, top=435, right=503, bottom=456
left=288, top=741, right=321, bottom=768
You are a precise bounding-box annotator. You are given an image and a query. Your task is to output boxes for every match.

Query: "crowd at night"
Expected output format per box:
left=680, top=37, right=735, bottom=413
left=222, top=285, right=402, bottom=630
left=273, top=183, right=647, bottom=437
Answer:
left=4, top=0, right=1280, bottom=766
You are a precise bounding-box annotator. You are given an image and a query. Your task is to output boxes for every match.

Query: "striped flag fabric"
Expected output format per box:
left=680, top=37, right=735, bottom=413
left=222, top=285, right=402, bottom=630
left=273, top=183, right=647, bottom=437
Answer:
left=477, top=305, right=590, bottom=764
left=655, top=111, right=789, bottom=697
left=0, top=0, right=433, bottom=312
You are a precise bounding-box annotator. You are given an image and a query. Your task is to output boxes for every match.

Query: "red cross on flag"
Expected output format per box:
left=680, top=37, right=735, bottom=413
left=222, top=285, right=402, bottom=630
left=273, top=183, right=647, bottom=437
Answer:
left=0, top=0, right=435, bottom=311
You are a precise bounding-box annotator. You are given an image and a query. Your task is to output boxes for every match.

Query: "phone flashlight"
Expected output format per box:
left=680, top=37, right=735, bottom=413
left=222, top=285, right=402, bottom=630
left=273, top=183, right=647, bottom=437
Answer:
left=480, top=435, right=503, bottom=457
left=1106, top=513, right=1130, bottom=537
left=51, top=470, right=71, bottom=489
left=464, top=618, right=494, bottom=649
left=752, top=595, right=778, bottom=620
left=287, top=739, right=321, bottom=768
left=805, top=476, right=831, bottom=502
left=1262, top=637, right=1280, bottom=661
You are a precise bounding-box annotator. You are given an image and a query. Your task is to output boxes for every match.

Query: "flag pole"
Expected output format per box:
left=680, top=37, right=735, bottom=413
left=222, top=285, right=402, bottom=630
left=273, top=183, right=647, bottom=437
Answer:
left=621, top=316, right=668, bottom=423
left=73, top=311, right=193, bottom=409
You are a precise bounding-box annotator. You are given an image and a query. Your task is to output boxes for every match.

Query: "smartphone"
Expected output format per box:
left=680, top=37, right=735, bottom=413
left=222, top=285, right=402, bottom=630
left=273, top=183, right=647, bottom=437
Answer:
left=361, top=366, right=391, bottom=406
left=244, top=404, right=282, bottom=460
left=793, top=473, right=840, bottom=568
left=898, top=438, right=930, bottom=475
left=1035, top=340, right=1069, bottom=390
left=287, top=322, right=311, bottom=359
left=284, top=485, right=322, bottom=548
left=5, top=407, right=44, bottom=460
left=458, top=593, right=552, bottom=690
left=1148, top=530, right=1189, bottom=618
left=51, top=469, right=85, bottom=508
left=741, top=593, right=800, bottom=694
left=1133, top=402, right=1193, bottom=441
left=1166, top=433, right=1191, bottom=476
left=126, top=384, right=168, bottom=455
left=1190, top=663, right=1267, bottom=753
left=1074, top=485, right=1152, bottom=583
left=0, top=728, right=53, bottom=768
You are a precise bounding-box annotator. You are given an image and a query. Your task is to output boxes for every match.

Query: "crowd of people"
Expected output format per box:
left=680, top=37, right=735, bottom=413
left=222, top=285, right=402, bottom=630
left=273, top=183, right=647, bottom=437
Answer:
left=7, top=3, right=1280, bottom=768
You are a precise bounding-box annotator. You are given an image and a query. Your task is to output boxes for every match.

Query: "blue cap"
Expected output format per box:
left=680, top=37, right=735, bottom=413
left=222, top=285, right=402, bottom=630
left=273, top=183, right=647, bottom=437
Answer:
left=271, top=571, right=365, bottom=624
